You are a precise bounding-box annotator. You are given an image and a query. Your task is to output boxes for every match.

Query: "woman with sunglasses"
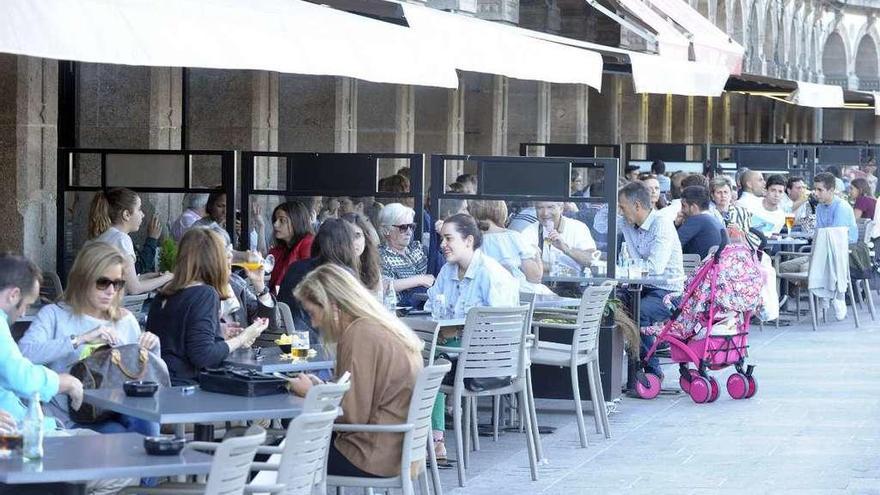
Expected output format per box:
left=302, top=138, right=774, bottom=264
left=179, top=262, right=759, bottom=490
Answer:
left=377, top=203, right=434, bottom=307
left=19, top=242, right=160, bottom=434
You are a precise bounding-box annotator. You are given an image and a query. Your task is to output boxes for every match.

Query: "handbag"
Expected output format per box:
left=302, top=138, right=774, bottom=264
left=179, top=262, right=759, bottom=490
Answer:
left=437, top=353, right=513, bottom=392
left=69, top=343, right=171, bottom=423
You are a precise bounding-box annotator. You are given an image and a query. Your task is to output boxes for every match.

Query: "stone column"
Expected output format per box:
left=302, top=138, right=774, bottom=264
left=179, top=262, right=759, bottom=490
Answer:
left=447, top=83, right=465, bottom=154
left=536, top=82, right=551, bottom=142
left=705, top=97, right=714, bottom=147
left=662, top=94, right=673, bottom=143
left=149, top=68, right=183, bottom=149
left=252, top=71, right=280, bottom=197
left=491, top=75, right=509, bottom=156
left=476, top=0, right=519, bottom=24
left=840, top=111, right=855, bottom=141
left=684, top=96, right=695, bottom=143
left=575, top=85, right=589, bottom=144
left=721, top=93, right=732, bottom=144
left=334, top=77, right=358, bottom=152
left=0, top=55, right=58, bottom=270
left=395, top=85, right=415, bottom=153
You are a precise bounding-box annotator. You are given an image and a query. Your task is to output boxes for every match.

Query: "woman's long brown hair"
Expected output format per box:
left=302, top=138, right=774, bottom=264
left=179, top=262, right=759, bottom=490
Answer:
left=161, top=228, right=231, bottom=299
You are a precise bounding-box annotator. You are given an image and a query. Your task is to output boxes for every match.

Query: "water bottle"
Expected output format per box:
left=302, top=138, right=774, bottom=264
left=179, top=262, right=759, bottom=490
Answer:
left=383, top=279, right=398, bottom=312
left=248, top=227, right=259, bottom=253
left=22, top=393, right=43, bottom=461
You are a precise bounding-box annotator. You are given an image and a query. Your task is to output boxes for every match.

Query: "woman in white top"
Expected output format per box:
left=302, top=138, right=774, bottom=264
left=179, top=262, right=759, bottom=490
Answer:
left=20, top=242, right=160, bottom=434
left=468, top=200, right=543, bottom=284
left=88, top=188, right=173, bottom=294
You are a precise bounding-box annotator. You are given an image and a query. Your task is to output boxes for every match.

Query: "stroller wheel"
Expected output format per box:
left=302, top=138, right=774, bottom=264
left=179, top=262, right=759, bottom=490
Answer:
left=727, top=373, right=749, bottom=400
left=689, top=377, right=711, bottom=404
left=635, top=371, right=662, bottom=400
left=707, top=376, right=720, bottom=403
left=679, top=369, right=700, bottom=394
left=745, top=375, right=758, bottom=399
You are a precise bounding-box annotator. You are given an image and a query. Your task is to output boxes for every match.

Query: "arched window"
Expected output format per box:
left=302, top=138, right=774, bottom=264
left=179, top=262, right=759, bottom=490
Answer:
left=855, top=35, right=879, bottom=91
left=822, top=32, right=848, bottom=87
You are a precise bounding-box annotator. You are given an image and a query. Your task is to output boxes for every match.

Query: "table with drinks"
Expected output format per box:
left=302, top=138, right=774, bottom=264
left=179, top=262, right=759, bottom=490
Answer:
left=224, top=343, right=334, bottom=374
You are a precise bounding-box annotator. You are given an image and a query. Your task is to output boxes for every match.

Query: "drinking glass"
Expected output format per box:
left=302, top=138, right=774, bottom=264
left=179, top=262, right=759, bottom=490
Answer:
left=290, top=330, right=310, bottom=358
left=0, top=426, right=22, bottom=458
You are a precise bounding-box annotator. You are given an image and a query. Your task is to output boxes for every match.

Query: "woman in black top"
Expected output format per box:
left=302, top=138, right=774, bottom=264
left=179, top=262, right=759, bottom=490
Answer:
left=147, top=228, right=268, bottom=383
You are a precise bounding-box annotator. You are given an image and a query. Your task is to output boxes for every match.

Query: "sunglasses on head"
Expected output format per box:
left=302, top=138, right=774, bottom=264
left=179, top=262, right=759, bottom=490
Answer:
left=95, top=277, right=126, bottom=291
left=392, top=223, right=416, bottom=232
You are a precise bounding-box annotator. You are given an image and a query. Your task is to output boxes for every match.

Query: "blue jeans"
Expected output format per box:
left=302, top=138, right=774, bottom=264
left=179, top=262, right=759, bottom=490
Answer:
left=623, top=287, right=672, bottom=377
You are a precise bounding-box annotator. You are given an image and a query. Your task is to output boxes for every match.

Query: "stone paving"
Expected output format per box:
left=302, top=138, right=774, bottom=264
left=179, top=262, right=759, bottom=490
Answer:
left=438, top=312, right=880, bottom=495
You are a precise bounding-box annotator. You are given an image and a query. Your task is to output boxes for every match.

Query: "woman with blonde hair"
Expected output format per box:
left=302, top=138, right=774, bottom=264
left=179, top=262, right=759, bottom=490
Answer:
left=147, top=228, right=268, bottom=383
left=88, top=187, right=173, bottom=294
left=468, top=199, right=543, bottom=285
left=20, top=242, right=160, bottom=434
left=288, top=264, right=423, bottom=478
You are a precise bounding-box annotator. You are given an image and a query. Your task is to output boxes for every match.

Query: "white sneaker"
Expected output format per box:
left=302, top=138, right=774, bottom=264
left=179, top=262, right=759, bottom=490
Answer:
left=832, top=298, right=847, bottom=321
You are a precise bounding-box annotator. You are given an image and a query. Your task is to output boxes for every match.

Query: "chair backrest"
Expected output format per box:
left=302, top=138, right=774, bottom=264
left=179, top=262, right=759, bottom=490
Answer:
left=121, top=293, right=149, bottom=314
left=456, top=305, right=530, bottom=384
left=401, top=317, right=440, bottom=365
left=401, top=360, right=452, bottom=473
left=203, top=426, right=267, bottom=495
left=809, top=226, right=851, bottom=280
left=682, top=254, right=702, bottom=275
left=40, top=271, right=63, bottom=304
left=571, top=283, right=615, bottom=357
left=275, top=407, right=340, bottom=495
left=276, top=302, right=295, bottom=334
left=302, top=379, right=351, bottom=414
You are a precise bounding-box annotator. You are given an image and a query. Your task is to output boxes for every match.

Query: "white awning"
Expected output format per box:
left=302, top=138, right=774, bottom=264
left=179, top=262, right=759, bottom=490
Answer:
left=642, top=0, right=744, bottom=74
left=399, top=3, right=604, bottom=90
left=0, top=0, right=460, bottom=88
left=787, top=81, right=845, bottom=108
left=628, top=52, right=730, bottom=96
left=617, top=0, right=691, bottom=60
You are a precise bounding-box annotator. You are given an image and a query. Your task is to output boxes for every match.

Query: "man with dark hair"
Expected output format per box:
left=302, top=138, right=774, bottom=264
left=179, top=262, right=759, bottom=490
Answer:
left=624, top=165, right=640, bottom=182
left=813, top=172, right=857, bottom=242
left=677, top=186, right=726, bottom=258
left=751, top=174, right=787, bottom=235
left=783, top=176, right=810, bottom=220
left=651, top=160, right=670, bottom=194
left=0, top=254, right=83, bottom=428
left=659, top=173, right=715, bottom=224
left=455, top=173, right=478, bottom=194
left=617, top=182, right=683, bottom=384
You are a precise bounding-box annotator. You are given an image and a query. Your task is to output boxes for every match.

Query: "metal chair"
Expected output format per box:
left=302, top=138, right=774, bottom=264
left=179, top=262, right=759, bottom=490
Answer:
left=853, top=220, right=877, bottom=320
left=326, top=360, right=452, bottom=495
left=120, top=426, right=268, bottom=495
left=439, top=305, right=537, bottom=487
left=681, top=253, right=702, bottom=276
left=530, top=283, right=615, bottom=448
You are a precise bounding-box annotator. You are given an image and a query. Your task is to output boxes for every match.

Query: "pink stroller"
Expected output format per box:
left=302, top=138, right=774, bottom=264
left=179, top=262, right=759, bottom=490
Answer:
left=635, top=241, right=763, bottom=403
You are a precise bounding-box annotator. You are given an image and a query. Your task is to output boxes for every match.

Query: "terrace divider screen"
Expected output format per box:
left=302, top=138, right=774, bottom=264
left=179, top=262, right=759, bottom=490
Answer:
left=519, top=142, right=621, bottom=159
left=56, top=148, right=236, bottom=279
left=240, top=151, right=425, bottom=252
left=710, top=144, right=815, bottom=182
left=624, top=142, right=708, bottom=175
left=429, top=154, right=621, bottom=277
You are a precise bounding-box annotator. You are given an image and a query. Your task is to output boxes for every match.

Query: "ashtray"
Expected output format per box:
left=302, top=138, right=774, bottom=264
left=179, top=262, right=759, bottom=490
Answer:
left=276, top=343, right=292, bottom=354
left=144, top=436, right=185, bottom=456
left=123, top=380, right=159, bottom=397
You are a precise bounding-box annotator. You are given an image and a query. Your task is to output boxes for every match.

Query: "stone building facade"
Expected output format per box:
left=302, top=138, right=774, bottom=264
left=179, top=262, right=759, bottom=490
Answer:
left=2, top=0, right=880, bottom=269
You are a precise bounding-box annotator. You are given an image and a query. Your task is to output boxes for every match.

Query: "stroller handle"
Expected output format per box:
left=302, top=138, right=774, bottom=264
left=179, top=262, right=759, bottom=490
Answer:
left=713, top=228, right=729, bottom=263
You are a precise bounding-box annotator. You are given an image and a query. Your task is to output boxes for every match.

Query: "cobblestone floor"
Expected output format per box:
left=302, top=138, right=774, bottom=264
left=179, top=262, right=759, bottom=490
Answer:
left=438, top=311, right=880, bottom=495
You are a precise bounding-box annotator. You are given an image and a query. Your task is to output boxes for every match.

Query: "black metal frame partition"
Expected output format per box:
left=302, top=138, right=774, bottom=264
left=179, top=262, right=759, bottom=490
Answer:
left=624, top=142, right=709, bottom=174
left=709, top=144, right=815, bottom=182
left=56, top=148, right=237, bottom=278
left=429, top=154, right=620, bottom=276
left=518, top=143, right=621, bottom=159
left=239, top=152, right=425, bottom=252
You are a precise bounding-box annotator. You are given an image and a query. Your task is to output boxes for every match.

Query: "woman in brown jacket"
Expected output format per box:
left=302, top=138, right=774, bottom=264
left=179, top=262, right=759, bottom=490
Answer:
left=288, top=264, right=424, bottom=478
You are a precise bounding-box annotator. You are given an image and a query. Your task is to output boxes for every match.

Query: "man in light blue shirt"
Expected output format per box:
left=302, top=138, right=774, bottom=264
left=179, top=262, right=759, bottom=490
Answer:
left=814, top=172, right=858, bottom=243
left=618, top=182, right=684, bottom=385
left=0, top=254, right=83, bottom=430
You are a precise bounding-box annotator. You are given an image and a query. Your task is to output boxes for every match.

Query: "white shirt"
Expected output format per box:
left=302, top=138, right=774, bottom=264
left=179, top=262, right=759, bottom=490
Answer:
left=90, top=227, right=136, bottom=265
left=522, top=217, right=596, bottom=273
left=780, top=194, right=809, bottom=220
left=751, top=202, right=786, bottom=235
left=735, top=191, right=764, bottom=213
left=657, top=199, right=681, bottom=224
left=170, top=209, right=203, bottom=242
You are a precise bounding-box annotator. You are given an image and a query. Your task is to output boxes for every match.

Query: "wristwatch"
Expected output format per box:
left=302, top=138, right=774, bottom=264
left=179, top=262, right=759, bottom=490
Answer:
left=69, top=334, right=79, bottom=349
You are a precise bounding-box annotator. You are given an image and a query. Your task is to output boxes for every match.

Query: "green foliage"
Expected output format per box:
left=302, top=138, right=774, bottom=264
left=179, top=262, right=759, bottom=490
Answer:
left=158, top=238, right=177, bottom=273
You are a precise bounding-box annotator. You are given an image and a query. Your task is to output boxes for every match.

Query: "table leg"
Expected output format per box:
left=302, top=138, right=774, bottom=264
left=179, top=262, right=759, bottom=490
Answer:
left=625, top=285, right=643, bottom=391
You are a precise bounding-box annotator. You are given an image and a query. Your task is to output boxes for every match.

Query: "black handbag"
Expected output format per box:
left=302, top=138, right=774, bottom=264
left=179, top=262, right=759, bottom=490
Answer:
left=437, top=353, right=513, bottom=392
left=199, top=368, right=288, bottom=397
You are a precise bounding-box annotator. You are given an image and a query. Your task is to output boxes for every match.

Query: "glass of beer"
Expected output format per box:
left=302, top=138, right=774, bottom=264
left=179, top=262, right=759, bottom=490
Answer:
left=0, top=430, right=22, bottom=458
left=785, top=215, right=795, bottom=232
left=290, top=330, right=310, bottom=358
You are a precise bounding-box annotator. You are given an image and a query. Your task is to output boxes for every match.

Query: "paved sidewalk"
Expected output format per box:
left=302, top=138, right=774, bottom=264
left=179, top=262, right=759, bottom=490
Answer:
left=439, top=314, right=880, bottom=495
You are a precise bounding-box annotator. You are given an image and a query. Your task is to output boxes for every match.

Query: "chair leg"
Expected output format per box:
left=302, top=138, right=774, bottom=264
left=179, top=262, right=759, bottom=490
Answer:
left=570, top=362, right=588, bottom=448
left=585, top=363, right=602, bottom=435
left=854, top=281, right=864, bottom=309
left=864, top=280, right=877, bottom=321
left=453, top=394, right=466, bottom=487
left=808, top=293, right=818, bottom=331
left=418, top=462, right=432, bottom=495
left=796, top=287, right=801, bottom=322
left=492, top=396, right=500, bottom=442
left=461, top=397, right=471, bottom=469
left=427, top=436, right=443, bottom=495
left=593, top=360, right=612, bottom=439
left=519, top=389, right=539, bottom=481
left=470, top=397, right=480, bottom=452
left=849, top=283, right=861, bottom=328
left=525, top=369, right=544, bottom=463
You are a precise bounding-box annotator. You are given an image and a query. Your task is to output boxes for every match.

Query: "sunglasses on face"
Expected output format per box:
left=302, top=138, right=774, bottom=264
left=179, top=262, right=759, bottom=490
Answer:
left=392, top=224, right=416, bottom=233
left=95, top=277, right=126, bottom=292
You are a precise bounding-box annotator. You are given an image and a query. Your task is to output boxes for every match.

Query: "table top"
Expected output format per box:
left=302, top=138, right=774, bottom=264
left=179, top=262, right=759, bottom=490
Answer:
left=84, top=386, right=305, bottom=424
left=0, top=432, right=212, bottom=484
left=224, top=345, right=335, bottom=374
left=542, top=275, right=670, bottom=286
left=766, top=237, right=809, bottom=245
